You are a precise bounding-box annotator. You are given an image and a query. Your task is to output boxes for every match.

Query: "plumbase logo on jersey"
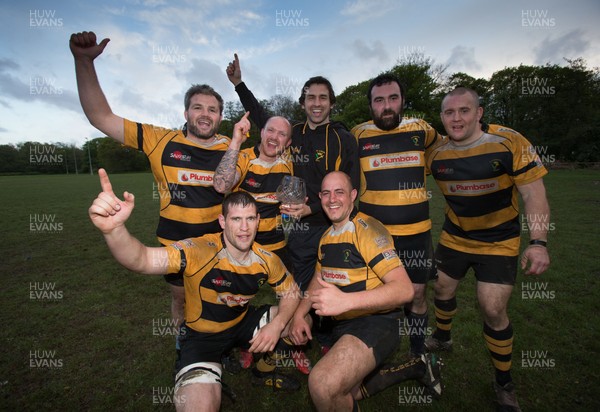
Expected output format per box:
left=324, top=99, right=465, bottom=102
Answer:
left=369, top=152, right=421, bottom=170
left=275, top=9, right=309, bottom=27
left=447, top=180, right=498, bottom=195
left=521, top=350, right=555, bottom=369
left=30, top=350, right=63, bottom=368
left=178, top=170, right=213, bottom=185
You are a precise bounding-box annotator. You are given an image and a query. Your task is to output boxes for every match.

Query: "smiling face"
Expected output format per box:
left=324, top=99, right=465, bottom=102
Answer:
left=440, top=90, right=484, bottom=146
left=184, top=93, right=222, bottom=140
left=302, top=83, right=332, bottom=128
left=219, top=202, right=259, bottom=254
left=319, top=172, right=357, bottom=229
left=369, top=81, right=403, bottom=131
left=258, top=116, right=292, bottom=161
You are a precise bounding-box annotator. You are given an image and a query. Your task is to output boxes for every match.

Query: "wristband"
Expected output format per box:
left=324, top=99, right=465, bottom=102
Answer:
left=529, top=239, right=547, bottom=247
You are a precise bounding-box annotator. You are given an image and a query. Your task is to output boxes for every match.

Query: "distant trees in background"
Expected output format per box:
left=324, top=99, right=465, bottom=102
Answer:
left=1, top=57, right=598, bottom=174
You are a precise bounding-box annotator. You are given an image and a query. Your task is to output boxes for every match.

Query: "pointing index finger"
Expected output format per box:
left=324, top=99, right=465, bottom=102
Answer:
left=98, top=168, right=115, bottom=195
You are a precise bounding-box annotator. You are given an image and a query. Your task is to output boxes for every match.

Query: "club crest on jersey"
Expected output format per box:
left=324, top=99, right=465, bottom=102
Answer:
left=490, top=159, right=502, bottom=172
left=411, top=136, right=420, bottom=146
left=315, top=150, right=325, bottom=162
left=343, top=249, right=352, bottom=262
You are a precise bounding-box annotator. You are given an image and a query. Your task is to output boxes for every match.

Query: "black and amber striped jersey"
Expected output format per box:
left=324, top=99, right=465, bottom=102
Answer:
left=234, top=145, right=293, bottom=251
left=427, top=124, right=548, bottom=256
left=352, top=118, right=443, bottom=236
left=166, top=233, right=295, bottom=333
left=316, top=210, right=402, bottom=320
left=124, top=119, right=230, bottom=244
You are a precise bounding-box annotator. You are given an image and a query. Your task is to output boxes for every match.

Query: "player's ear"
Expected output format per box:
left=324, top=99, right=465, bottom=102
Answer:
left=218, top=214, right=225, bottom=229
left=351, top=188, right=357, bottom=202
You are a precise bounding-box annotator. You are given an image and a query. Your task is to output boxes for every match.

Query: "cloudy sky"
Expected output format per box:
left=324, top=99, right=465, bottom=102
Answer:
left=1, top=0, right=598, bottom=146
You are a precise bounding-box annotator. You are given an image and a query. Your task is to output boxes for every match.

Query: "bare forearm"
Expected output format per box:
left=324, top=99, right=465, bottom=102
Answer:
left=74, top=57, right=124, bottom=142
left=103, top=225, right=164, bottom=275
left=346, top=278, right=413, bottom=313
left=272, top=292, right=301, bottom=331
left=520, top=180, right=551, bottom=241
left=213, top=147, right=241, bottom=193
left=293, top=273, right=320, bottom=319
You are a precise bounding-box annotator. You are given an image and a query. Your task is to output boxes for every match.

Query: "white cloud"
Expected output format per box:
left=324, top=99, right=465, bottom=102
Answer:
left=341, top=0, right=397, bottom=21
left=534, top=29, right=590, bottom=65
left=446, top=46, right=482, bottom=73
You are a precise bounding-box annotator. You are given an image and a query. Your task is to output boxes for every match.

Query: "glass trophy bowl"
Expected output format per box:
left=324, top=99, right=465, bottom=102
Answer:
left=276, top=175, right=306, bottom=205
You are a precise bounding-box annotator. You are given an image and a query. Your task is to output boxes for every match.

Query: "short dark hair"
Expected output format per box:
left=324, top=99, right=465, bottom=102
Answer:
left=298, top=76, right=336, bottom=106
left=442, top=86, right=480, bottom=109
left=366, top=74, right=406, bottom=105
left=184, top=84, right=224, bottom=114
left=222, top=191, right=257, bottom=218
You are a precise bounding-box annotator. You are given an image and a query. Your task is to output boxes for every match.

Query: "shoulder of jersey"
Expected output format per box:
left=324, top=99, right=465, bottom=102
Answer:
left=486, top=124, right=524, bottom=139
left=351, top=120, right=373, bottom=135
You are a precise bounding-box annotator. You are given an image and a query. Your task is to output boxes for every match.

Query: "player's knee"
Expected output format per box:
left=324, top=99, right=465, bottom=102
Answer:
left=409, top=284, right=427, bottom=307
left=481, top=306, right=508, bottom=327
left=309, top=364, right=343, bottom=399
left=175, top=362, right=222, bottom=393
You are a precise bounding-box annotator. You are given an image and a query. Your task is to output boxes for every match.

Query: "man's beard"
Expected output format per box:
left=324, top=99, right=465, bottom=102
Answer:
left=372, top=108, right=402, bottom=131
left=187, top=121, right=219, bottom=140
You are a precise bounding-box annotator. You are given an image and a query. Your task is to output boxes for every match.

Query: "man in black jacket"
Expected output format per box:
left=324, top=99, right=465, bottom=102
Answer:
left=226, top=54, right=359, bottom=295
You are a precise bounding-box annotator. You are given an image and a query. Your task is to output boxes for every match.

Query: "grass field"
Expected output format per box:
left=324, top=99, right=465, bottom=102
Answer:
left=1, top=169, right=599, bottom=411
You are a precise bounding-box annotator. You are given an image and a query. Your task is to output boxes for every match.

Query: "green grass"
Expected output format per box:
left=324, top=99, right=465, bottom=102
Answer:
left=1, top=170, right=599, bottom=411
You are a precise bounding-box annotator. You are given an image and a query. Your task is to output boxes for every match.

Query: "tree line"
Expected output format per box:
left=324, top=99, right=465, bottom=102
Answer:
left=2, top=56, right=598, bottom=174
